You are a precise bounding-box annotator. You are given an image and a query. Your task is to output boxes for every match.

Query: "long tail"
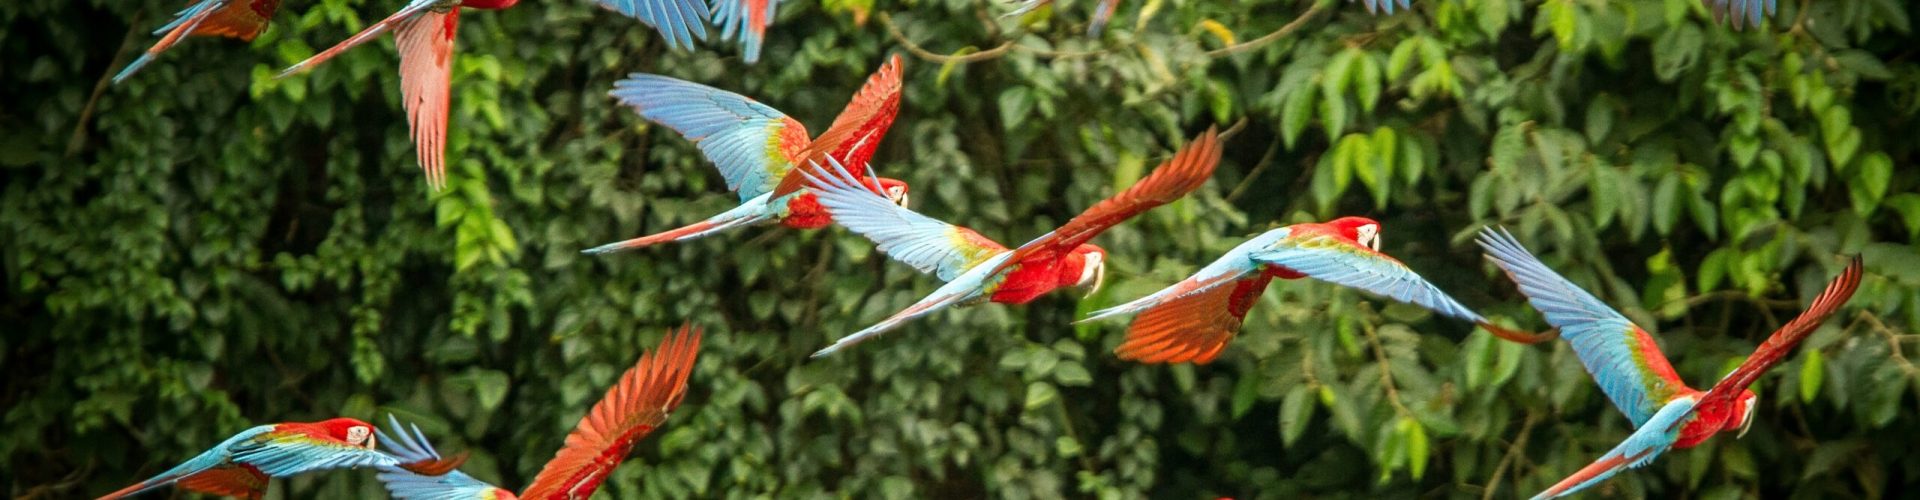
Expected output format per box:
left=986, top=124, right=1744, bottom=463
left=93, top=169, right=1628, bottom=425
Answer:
left=275, top=0, right=435, bottom=78
left=1086, top=0, right=1120, bottom=35
left=582, top=203, right=772, bottom=255
left=96, top=473, right=184, bottom=500
left=113, top=0, right=226, bottom=84
left=811, top=290, right=972, bottom=357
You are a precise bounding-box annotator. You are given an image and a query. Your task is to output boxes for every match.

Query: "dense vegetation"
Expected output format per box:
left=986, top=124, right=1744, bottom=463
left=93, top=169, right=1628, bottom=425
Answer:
left=4, top=0, right=1916, bottom=497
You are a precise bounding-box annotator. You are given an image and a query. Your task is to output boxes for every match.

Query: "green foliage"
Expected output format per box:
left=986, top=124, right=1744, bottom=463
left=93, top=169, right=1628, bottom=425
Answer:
left=4, top=0, right=1918, bottom=498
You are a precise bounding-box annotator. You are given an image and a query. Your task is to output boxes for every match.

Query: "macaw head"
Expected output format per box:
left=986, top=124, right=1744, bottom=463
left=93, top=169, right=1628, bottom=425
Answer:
left=873, top=177, right=910, bottom=207
left=1729, top=390, right=1759, bottom=438
left=1326, top=216, right=1382, bottom=251
left=317, top=417, right=379, bottom=449
left=1071, top=244, right=1108, bottom=298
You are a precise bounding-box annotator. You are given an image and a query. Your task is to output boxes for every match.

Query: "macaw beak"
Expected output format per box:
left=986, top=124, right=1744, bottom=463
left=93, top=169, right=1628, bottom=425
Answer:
left=1736, top=397, right=1757, bottom=439
left=1085, top=261, right=1106, bottom=298
left=366, top=433, right=379, bottom=450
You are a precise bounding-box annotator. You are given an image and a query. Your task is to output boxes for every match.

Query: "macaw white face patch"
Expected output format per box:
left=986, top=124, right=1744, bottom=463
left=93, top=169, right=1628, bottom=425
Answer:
left=347, top=426, right=372, bottom=447
left=886, top=186, right=908, bottom=207
left=1356, top=223, right=1380, bottom=251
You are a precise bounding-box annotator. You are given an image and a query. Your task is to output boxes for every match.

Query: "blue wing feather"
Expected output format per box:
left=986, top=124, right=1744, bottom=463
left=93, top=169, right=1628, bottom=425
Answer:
left=229, top=431, right=401, bottom=477
left=711, top=0, right=780, bottom=63
left=1249, top=232, right=1485, bottom=323
left=1082, top=228, right=1285, bottom=323
left=594, top=0, right=711, bottom=50
left=802, top=156, right=1007, bottom=282
left=610, top=74, right=799, bottom=202
left=374, top=416, right=510, bottom=500
left=1477, top=227, right=1688, bottom=426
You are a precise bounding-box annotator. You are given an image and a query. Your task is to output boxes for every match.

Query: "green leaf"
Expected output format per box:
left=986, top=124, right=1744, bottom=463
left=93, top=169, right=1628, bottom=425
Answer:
left=1850, top=153, right=1892, bottom=216
left=998, top=87, right=1034, bottom=131
left=1319, top=87, right=1349, bottom=142
left=1232, top=373, right=1260, bottom=419
left=1281, top=84, right=1317, bottom=148
left=1280, top=386, right=1314, bottom=446
left=1653, top=25, right=1703, bottom=82
left=1355, top=53, right=1383, bottom=113
left=1884, top=193, right=1920, bottom=238
left=1053, top=363, right=1093, bottom=387
left=1799, top=349, right=1825, bottom=404
left=1403, top=417, right=1430, bottom=480
left=1024, top=382, right=1058, bottom=410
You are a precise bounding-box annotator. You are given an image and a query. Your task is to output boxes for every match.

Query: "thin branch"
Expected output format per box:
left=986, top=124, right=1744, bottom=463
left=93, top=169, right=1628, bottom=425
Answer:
left=1225, top=137, right=1281, bottom=203
left=1203, top=2, right=1331, bottom=58
left=1481, top=412, right=1542, bottom=500
left=1358, top=308, right=1412, bottom=418
left=68, top=12, right=147, bottom=158
left=878, top=11, right=1017, bottom=65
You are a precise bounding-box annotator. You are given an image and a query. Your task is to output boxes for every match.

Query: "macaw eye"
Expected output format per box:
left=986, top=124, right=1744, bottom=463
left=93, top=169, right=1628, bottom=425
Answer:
left=347, top=426, right=371, bottom=446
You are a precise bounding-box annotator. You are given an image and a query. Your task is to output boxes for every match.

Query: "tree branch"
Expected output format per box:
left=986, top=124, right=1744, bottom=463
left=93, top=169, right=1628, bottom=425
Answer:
left=1203, top=2, right=1330, bottom=58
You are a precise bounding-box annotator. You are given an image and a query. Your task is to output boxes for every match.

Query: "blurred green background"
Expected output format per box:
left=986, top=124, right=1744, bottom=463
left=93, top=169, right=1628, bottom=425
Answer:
left=5, top=0, right=1918, bottom=497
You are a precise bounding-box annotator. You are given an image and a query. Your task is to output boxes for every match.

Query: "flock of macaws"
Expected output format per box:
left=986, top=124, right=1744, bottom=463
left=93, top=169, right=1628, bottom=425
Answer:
left=102, top=0, right=1834, bottom=498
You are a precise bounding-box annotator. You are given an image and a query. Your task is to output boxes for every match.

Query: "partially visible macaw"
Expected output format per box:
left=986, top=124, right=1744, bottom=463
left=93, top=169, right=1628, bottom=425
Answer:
left=373, top=324, right=703, bottom=499
left=113, top=0, right=284, bottom=83
left=803, top=127, right=1224, bottom=357
left=1003, top=0, right=1123, bottom=35
left=1705, top=0, right=1775, bottom=30
left=1476, top=227, right=1862, bottom=499
left=710, top=0, right=780, bottom=63
left=583, top=55, right=909, bottom=254
left=97, top=417, right=458, bottom=499
left=1079, top=217, right=1553, bottom=364
left=273, top=0, right=525, bottom=191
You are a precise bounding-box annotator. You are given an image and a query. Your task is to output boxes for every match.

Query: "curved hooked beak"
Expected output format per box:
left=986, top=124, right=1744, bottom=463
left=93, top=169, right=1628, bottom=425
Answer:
left=1357, top=224, right=1380, bottom=251
left=1736, top=397, right=1757, bottom=438
left=1080, top=253, right=1106, bottom=299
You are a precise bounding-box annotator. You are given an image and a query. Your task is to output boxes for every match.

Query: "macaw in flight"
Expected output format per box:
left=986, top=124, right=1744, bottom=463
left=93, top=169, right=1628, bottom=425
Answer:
left=803, top=127, right=1224, bottom=357
left=711, top=0, right=780, bottom=63
left=113, top=0, right=285, bottom=83
left=1476, top=227, right=1862, bottom=499
left=271, top=0, right=706, bottom=191
left=583, top=55, right=909, bottom=254
left=97, top=417, right=460, bottom=499
left=372, top=324, right=702, bottom=500
left=1079, top=217, right=1553, bottom=364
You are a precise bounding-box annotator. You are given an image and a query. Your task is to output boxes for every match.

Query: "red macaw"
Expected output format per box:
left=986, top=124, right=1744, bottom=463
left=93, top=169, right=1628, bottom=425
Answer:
left=1079, top=217, right=1552, bottom=364
left=113, top=0, right=284, bottom=83
left=372, top=324, right=703, bottom=499
left=711, top=0, right=779, bottom=63
left=1477, top=228, right=1862, bottom=499
left=583, top=55, right=909, bottom=254
left=802, top=127, right=1224, bottom=357
left=273, top=0, right=523, bottom=191
left=97, top=417, right=457, bottom=499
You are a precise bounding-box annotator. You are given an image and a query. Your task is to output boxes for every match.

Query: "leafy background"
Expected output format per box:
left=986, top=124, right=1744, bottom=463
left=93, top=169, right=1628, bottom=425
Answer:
left=4, top=0, right=1918, bottom=497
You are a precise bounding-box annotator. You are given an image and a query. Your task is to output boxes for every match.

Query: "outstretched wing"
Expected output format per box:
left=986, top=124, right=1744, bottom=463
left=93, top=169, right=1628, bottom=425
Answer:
left=1114, top=273, right=1276, bottom=364
left=711, top=0, right=780, bottom=63
left=228, top=431, right=403, bottom=477
left=114, top=0, right=281, bottom=83
left=594, top=0, right=710, bottom=50
left=610, top=74, right=809, bottom=202
left=520, top=324, right=703, bottom=499
left=1478, top=227, right=1687, bottom=426
left=770, top=55, right=906, bottom=199
left=1703, top=0, right=1775, bottom=30
left=1084, top=228, right=1289, bottom=324
left=97, top=425, right=277, bottom=500
left=812, top=252, right=1014, bottom=357
left=1531, top=398, right=1696, bottom=500
left=1698, top=256, right=1863, bottom=406
left=802, top=156, right=1006, bottom=281
left=1250, top=229, right=1485, bottom=323
left=276, top=0, right=439, bottom=78
left=991, top=127, right=1222, bottom=275
left=374, top=416, right=514, bottom=500
left=394, top=10, right=459, bottom=191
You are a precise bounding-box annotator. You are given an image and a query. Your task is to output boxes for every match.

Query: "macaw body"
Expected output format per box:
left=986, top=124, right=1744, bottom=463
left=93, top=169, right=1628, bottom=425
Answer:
left=803, top=128, right=1223, bottom=357
left=584, top=55, right=909, bottom=254
left=98, top=417, right=447, bottom=499
left=375, top=325, right=703, bottom=500
left=712, top=0, right=780, bottom=62
left=1476, top=228, right=1862, bottom=499
left=114, top=0, right=283, bottom=83
left=1082, top=217, right=1550, bottom=364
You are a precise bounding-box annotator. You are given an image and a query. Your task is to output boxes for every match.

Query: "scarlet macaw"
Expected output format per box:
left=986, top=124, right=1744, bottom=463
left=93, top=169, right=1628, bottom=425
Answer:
left=113, top=0, right=284, bottom=83
left=802, top=128, right=1224, bottom=357
left=97, top=417, right=457, bottom=499
left=371, top=324, right=702, bottom=499
left=583, top=55, right=909, bottom=254
left=1476, top=227, right=1862, bottom=499
left=710, top=0, right=779, bottom=63
left=1079, top=217, right=1552, bottom=364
